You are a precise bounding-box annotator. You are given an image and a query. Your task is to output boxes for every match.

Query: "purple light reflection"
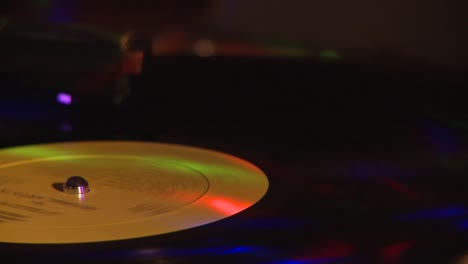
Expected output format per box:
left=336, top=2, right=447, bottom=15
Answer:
left=57, top=93, right=72, bottom=105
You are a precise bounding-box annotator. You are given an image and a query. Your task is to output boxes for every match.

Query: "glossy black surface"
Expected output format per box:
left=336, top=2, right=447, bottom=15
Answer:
left=0, top=54, right=467, bottom=263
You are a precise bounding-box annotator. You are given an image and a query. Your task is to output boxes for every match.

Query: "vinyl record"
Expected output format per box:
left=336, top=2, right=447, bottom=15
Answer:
left=0, top=141, right=269, bottom=244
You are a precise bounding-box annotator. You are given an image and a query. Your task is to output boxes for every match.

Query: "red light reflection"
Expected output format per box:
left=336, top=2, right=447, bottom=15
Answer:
left=380, top=241, right=415, bottom=263
left=209, top=198, right=249, bottom=215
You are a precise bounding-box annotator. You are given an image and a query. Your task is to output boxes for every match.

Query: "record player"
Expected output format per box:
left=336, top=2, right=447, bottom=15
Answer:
left=1, top=1, right=467, bottom=263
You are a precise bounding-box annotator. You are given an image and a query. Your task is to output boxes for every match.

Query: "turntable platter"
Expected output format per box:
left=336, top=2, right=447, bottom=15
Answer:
left=0, top=141, right=268, bottom=244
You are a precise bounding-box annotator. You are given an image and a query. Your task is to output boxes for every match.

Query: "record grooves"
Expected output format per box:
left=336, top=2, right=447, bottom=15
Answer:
left=0, top=141, right=268, bottom=244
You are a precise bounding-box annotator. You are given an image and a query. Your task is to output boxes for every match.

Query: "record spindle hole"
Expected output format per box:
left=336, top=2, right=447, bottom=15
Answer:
left=63, top=176, right=90, bottom=195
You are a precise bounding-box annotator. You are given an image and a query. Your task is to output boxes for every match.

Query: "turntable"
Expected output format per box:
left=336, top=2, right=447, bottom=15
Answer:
left=1, top=1, right=467, bottom=263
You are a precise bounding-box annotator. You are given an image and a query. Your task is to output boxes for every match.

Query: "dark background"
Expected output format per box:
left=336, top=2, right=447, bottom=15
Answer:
left=1, top=0, right=467, bottom=68
left=0, top=1, right=468, bottom=263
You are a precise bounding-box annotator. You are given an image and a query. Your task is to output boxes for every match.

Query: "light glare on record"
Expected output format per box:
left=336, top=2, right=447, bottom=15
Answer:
left=0, top=141, right=268, bottom=244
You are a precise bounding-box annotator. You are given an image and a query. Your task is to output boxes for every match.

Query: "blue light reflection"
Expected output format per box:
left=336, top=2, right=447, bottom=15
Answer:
left=274, top=256, right=350, bottom=264
left=458, top=220, right=468, bottom=230
left=395, top=206, right=467, bottom=222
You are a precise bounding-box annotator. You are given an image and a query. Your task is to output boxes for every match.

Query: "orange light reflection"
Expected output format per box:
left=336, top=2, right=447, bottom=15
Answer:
left=209, top=198, right=249, bottom=215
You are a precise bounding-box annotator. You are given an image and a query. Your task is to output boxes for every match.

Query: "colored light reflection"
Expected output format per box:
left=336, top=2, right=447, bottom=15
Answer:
left=275, top=257, right=349, bottom=264
left=209, top=198, right=248, bottom=215
left=47, top=1, right=77, bottom=24
left=380, top=241, right=415, bottom=263
left=57, top=92, right=72, bottom=105
left=273, top=256, right=355, bottom=264
left=0, top=148, right=262, bottom=186
left=193, top=39, right=216, bottom=57
left=378, top=176, right=425, bottom=202
left=278, top=241, right=356, bottom=264
left=131, top=245, right=263, bottom=258
left=81, top=246, right=266, bottom=261
left=144, top=156, right=264, bottom=184
left=318, top=50, right=341, bottom=60
left=3, top=147, right=68, bottom=160
left=458, top=219, right=468, bottom=230
left=350, top=162, right=425, bottom=202
left=77, top=193, right=85, bottom=201
left=420, top=122, right=460, bottom=154
left=77, top=186, right=87, bottom=194
left=395, top=206, right=467, bottom=221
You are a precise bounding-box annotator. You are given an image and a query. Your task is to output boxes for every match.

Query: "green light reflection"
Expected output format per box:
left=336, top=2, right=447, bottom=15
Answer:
left=318, top=49, right=341, bottom=60
left=144, top=156, right=263, bottom=182
left=1, top=145, right=263, bottom=183
left=4, top=146, right=70, bottom=159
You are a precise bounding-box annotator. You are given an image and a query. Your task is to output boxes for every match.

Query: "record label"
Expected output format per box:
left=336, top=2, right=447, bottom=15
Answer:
left=0, top=141, right=268, bottom=244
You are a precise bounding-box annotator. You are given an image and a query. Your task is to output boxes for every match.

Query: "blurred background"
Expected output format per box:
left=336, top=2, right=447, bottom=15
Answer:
left=1, top=3, right=468, bottom=263
left=0, top=0, right=467, bottom=143
left=1, top=0, right=466, bottom=67
left=212, top=0, right=467, bottom=68
left=1, top=0, right=467, bottom=148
